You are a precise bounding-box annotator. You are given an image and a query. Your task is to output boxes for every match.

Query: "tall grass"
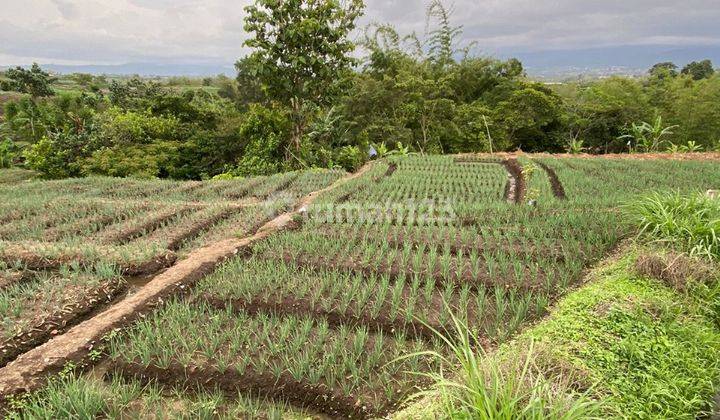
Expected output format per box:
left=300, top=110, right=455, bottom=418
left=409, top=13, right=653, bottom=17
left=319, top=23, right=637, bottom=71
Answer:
left=402, top=311, right=601, bottom=419
left=627, top=191, right=720, bottom=259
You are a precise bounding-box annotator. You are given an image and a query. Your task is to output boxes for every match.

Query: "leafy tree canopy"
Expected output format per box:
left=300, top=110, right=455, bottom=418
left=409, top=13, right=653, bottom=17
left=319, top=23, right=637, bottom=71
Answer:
left=3, top=63, right=56, bottom=98
left=243, top=0, right=365, bottom=156
left=681, top=60, right=715, bottom=80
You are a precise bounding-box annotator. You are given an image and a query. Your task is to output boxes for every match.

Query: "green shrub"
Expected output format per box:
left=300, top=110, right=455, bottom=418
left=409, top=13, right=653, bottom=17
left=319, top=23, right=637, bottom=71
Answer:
left=0, top=139, right=17, bottom=168
left=23, top=134, right=86, bottom=179
left=333, top=145, right=365, bottom=171
left=81, top=141, right=184, bottom=179
left=231, top=104, right=290, bottom=176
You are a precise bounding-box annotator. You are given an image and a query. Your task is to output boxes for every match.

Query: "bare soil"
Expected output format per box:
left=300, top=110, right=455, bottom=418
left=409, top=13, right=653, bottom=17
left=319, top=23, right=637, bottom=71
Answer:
left=501, top=158, right=525, bottom=203
left=0, top=279, right=127, bottom=368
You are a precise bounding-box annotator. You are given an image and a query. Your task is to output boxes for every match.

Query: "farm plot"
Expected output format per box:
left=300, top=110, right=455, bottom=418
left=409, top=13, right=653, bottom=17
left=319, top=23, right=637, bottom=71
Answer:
left=0, top=169, right=345, bottom=374
left=0, top=263, right=122, bottom=367
left=317, top=155, right=511, bottom=210
left=8, top=155, right=720, bottom=419
left=0, top=169, right=345, bottom=274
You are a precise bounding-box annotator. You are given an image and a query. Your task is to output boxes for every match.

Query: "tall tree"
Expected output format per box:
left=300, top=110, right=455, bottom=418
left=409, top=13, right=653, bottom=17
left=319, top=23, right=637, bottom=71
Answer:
left=243, top=0, right=365, bottom=159
left=4, top=63, right=55, bottom=98
left=649, top=62, right=678, bottom=79
left=681, top=60, right=715, bottom=80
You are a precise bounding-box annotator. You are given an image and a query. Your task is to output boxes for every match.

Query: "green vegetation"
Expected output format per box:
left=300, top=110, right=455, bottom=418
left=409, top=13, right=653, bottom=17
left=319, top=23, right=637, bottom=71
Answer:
left=402, top=250, right=720, bottom=419
left=0, top=169, right=344, bottom=271
left=628, top=192, right=720, bottom=259
left=3, top=151, right=720, bottom=418
left=530, top=258, right=720, bottom=418
left=399, top=190, right=720, bottom=419
left=1, top=1, right=718, bottom=180
left=7, top=372, right=309, bottom=419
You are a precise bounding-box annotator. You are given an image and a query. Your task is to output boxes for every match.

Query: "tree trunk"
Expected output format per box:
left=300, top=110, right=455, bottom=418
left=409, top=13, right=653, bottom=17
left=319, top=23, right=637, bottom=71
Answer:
left=288, top=98, right=304, bottom=160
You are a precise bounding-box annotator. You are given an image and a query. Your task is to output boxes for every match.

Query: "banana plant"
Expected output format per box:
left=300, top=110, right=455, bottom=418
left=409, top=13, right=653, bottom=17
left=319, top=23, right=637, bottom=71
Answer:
left=619, top=116, right=679, bottom=153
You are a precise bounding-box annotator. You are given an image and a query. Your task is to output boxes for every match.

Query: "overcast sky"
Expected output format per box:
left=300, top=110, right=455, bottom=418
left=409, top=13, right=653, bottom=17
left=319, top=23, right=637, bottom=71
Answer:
left=1, top=0, right=719, bottom=66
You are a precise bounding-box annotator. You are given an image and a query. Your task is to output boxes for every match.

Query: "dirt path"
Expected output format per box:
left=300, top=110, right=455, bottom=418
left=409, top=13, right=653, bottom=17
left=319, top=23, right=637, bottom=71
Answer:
left=501, top=158, right=525, bottom=204
left=0, top=164, right=373, bottom=404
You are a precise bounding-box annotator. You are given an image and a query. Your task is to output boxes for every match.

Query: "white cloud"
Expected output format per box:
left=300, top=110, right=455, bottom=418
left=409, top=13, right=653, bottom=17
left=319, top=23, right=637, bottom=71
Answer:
left=0, top=0, right=718, bottom=66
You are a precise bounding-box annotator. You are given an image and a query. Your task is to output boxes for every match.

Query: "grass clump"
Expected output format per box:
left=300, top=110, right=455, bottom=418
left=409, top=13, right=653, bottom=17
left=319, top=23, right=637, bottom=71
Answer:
left=398, top=313, right=601, bottom=420
left=627, top=191, right=720, bottom=259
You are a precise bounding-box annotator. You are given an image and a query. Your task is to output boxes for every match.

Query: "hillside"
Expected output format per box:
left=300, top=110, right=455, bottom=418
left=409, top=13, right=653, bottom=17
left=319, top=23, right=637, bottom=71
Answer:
left=0, top=154, right=719, bottom=418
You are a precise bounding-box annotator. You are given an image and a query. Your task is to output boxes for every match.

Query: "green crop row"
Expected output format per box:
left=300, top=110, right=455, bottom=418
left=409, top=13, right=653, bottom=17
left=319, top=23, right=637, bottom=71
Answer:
left=108, top=299, right=438, bottom=414
left=6, top=372, right=309, bottom=419
left=195, top=257, right=545, bottom=342
left=0, top=263, right=121, bottom=341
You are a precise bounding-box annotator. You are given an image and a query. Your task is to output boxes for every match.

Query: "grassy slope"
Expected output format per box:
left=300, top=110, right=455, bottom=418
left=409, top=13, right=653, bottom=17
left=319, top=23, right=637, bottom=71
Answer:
left=395, top=248, right=720, bottom=419
left=0, top=168, right=38, bottom=185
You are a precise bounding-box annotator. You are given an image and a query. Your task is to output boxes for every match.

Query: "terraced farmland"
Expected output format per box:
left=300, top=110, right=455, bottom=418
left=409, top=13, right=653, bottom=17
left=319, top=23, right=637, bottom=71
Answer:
left=0, top=169, right=346, bottom=371
left=1, top=155, right=720, bottom=419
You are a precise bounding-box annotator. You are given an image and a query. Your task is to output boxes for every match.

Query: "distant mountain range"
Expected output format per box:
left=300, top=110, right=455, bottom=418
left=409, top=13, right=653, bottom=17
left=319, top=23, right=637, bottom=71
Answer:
left=509, top=44, right=720, bottom=79
left=2, top=44, right=718, bottom=79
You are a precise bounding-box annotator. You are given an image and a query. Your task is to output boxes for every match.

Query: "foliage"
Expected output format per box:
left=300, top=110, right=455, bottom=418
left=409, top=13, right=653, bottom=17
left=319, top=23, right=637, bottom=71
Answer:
left=627, top=192, right=720, bottom=260
left=1, top=8, right=720, bottom=181
left=649, top=62, right=679, bottom=79
left=80, top=141, right=185, bottom=179
left=619, top=116, right=678, bottom=153
left=230, top=104, right=291, bottom=177
left=668, top=141, right=703, bottom=153
left=681, top=60, right=715, bottom=81
left=524, top=256, right=720, bottom=419
left=493, top=86, right=564, bottom=152
left=2, top=63, right=56, bottom=98
left=403, top=313, right=600, bottom=419
left=565, top=137, right=585, bottom=154
left=243, top=0, right=365, bottom=155
left=0, top=138, right=16, bottom=168
left=23, top=130, right=98, bottom=179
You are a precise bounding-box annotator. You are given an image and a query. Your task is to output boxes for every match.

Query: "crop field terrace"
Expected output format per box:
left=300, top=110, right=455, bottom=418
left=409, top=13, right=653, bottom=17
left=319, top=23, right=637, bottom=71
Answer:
left=2, top=155, right=720, bottom=418
left=0, top=169, right=346, bottom=369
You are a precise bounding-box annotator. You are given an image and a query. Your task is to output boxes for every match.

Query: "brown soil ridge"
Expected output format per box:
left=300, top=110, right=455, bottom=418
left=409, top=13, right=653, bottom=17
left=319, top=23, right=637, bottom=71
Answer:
left=0, top=244, right=177, bottom=277
left=501, top=158, right=525, bottom=204
left=101, top=206, right=196, bottom=245
left=382, top=163, right=398, bottom=179
left=110, top=359, right=375, bottom=419
left=197, top=293, right=441, bottom=343
left=534, top=160, right=567, bottom=199
left=0, top=163, right=373, bottom=407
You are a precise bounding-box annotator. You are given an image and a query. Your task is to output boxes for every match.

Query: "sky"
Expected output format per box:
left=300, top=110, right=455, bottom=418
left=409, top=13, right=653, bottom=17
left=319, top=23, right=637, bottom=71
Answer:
left=1, top=0, right=719, bottom=68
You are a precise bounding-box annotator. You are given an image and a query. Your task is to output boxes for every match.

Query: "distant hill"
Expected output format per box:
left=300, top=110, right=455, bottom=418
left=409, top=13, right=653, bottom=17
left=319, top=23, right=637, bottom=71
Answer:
left=1, top=44, right=718, bottom=79
left=0, top=62, right=236, bottom=77
left=509, top=44, right=720, bottom=79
